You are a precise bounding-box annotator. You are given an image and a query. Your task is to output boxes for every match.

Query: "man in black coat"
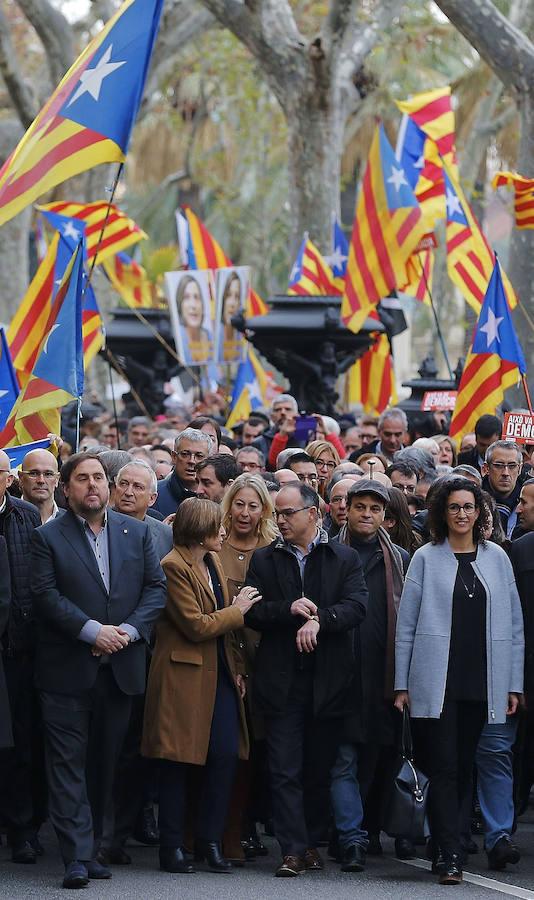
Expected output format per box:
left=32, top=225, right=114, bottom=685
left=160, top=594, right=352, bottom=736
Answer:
left=457, top=414, right=501, bottom=474
left=0, top=535, right=13, bottom=750
left=331, top=479, right=409, bottom=870
left=245, top=482, right=368, bottom=877
left=30, top=452, right=166, bottom=889
left=0, top=449, right=43, bottom=864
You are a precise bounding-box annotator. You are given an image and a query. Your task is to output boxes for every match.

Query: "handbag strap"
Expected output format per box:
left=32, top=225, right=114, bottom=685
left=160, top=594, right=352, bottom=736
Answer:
left=401, top=706, right=414, bottom=760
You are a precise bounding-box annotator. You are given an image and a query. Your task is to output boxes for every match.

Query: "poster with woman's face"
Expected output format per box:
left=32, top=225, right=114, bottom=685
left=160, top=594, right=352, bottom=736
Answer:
left=214, top=267, right=249, bottom=365
left=165, top=270, right=214, bottom=366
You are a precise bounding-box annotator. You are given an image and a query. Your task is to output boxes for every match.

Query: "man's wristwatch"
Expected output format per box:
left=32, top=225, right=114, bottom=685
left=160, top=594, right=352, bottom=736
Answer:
left=310, top=615, right=319, bottom=623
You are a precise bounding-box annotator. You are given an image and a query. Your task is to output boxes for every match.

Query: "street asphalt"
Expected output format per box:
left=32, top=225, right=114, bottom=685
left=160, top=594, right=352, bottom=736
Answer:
left=2, top=812, right=534, bottom=899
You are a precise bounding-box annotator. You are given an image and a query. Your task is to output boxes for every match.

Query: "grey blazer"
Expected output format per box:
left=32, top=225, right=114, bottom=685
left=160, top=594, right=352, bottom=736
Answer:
left=145, top=515, right=173, bottom=561
left=394, top=539, right=524, bottom=723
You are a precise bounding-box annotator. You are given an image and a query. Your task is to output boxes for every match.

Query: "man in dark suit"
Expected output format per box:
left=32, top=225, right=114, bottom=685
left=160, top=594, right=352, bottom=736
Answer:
left=245, top=483, right=368, bottom=877
left=30, top=451, right=166, bottom=889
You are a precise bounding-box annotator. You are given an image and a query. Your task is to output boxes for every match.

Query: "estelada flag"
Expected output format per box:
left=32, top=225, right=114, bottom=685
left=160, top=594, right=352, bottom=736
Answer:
left=492, top=171, right=534, bottom=230
left=0, top=0, right=163, bottom=226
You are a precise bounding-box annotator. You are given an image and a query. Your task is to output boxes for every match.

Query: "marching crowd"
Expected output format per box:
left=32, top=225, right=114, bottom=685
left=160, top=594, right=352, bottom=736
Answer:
left=0, top=394, right=533, bottom=888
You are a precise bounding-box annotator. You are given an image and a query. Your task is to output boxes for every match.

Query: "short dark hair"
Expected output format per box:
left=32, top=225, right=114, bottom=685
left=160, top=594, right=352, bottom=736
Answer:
left=387, top=462, right=418, bottom=481
left=187, top=416, right=222, bottom=446
left=60, top=451, right=108, bottom=485
left=428, top=476, right=485, bottom=545
left=172, top=497, right=221, bottom=546
left=247, top=416, right=265, bottom=430
left=151, top=444, right=173, bottom=458
left=196, top=453, right=238, bottom=486
left=279, top=481, right=320, bottom=510
left=287, top=452, right=315, bottom=470
left=475, top=414, right=502, bottom=438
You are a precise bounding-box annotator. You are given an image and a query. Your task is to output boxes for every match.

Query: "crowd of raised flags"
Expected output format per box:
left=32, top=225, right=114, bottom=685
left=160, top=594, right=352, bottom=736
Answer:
left=0, top=0, right=532, bottom=455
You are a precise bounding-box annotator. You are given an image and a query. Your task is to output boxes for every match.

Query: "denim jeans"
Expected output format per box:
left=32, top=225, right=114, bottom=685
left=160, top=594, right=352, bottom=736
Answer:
left=476, top=717, right=518, bottom=851
left=330, top=743, right=368, bottom=850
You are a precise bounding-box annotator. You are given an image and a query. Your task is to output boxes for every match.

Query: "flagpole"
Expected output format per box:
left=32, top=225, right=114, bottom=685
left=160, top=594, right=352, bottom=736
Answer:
left=522, top=374, right=533, bottom=415
left=417, top=251, right=454, bottom=379
left=85, top=163, right=124, bottom=290
left=75, top=397, right=82, bottom=451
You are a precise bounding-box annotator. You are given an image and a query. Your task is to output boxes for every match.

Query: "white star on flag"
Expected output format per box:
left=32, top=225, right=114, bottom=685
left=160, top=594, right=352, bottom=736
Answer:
left=62, top=221, right=80, bottom=241
left=247, top=380, right=262, bottom=406
left=0, top=390, right=8, bottom=400
left=289, top=261, right=300, bottom=283
left=387, top=166, right=408, bottom=192
left=68, top=44, right=127, bottom=107
left=414, top=154, right=425, bottom=169
left=446, top=188, right=463, bottom=219
left=43, top=324, right=61, bottom=353
left=479, top=308, right=504, bottom=349
left=326, top=246, right=348, bottom=271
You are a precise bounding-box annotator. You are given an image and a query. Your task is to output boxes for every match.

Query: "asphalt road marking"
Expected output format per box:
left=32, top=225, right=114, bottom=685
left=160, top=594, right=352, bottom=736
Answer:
left=397, top=857, right=534, bottom=899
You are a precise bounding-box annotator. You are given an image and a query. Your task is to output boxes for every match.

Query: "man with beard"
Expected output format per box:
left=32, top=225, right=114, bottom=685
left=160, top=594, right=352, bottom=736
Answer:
left=30, top=452, right=166, bottom=889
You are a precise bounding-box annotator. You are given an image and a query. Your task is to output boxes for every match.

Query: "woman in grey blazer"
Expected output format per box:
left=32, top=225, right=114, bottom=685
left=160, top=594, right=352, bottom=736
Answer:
left=394, top=476, right=524, bottom=885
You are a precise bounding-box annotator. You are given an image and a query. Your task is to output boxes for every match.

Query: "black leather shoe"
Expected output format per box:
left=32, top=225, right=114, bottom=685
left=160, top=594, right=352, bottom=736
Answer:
left=85, top=859, right=112, bottom=879
left=62, top=861, right=89, bottom=889
left=487, top=836, right=520, bottom=870
left=29, top=835, right=45, bottom=856
left=11, top=840, right=37, bottom=864
left=97, top=846, right=132, bottom=866
left=243, top=833, right=269, bottom=857
left=195, top=841, right=232, bottom=872
left=133, top=806, right=159, bottom=845
left=341, top=843, right=366, bottom=872
left=366, top=834, right=383, bottom=856
left=159, top=847, right=195, bottom=874
left=395, top=837, right=416, bottom=860
left=439, top=853, right=463, bottom=885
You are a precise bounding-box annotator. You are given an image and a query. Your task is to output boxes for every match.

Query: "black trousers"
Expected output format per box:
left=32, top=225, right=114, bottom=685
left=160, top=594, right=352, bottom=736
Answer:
left=412, top=697, right=486, bottom=857
left=265, top=668, right=342, bottom=857
left=0, top=653, right=46, bottom=840
left=158, top=668, right=239, bottom=848
left=40, top=667, right=132, bottom=864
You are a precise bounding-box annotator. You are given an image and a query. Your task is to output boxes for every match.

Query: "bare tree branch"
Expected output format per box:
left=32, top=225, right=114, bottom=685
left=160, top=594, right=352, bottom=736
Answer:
left=336, top=0, right=403, bottom=97
left=434, top=0, right=534, bottom=94
left=15, top=0, right=74, bottom=86
left=323, top=0, right=356, bottom=52
left=0, top=5, right=37, bottom=128
left=145, top=2, right=217, bottom=102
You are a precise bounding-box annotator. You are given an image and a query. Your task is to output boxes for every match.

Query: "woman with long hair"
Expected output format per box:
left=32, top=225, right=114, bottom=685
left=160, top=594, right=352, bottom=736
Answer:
left=384, top=488, right=422, bottom=556
left=142, top=498, right=261, bottom=874
left=394, top=477, right=524, bottom=885
left=218, top=475, right=278, bottom=861
left=305, top=439, right=340, bottom=498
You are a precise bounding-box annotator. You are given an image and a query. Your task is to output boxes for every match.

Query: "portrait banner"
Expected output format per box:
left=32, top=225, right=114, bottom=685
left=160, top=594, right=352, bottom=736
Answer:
left=214, top=267, right=249, bottom=365
left=165, top=270, right=214, bottom=366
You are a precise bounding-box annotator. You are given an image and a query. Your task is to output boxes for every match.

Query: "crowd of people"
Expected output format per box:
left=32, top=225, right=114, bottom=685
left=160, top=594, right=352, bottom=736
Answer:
left=0, top=393, right=533, bottom=888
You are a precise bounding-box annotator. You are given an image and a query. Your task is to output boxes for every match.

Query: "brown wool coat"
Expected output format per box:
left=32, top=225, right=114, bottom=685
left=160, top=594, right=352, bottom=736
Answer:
left=141, top=545, right=249, bottom=765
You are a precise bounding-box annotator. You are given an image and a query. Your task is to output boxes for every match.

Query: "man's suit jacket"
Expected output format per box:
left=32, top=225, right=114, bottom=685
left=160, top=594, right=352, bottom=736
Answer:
left=30, top=508, right=166, bottom=696
left=145, top=514, right=173, bottom=561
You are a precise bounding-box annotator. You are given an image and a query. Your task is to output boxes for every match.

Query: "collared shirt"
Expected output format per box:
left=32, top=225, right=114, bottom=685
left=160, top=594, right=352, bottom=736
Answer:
left=0, top=495, right=6, bottom=515
left=42, top=501, right=60, bottom=525
left=287, top=528, right=322, bottom=581
left=77, top=511, right=110, bottom=592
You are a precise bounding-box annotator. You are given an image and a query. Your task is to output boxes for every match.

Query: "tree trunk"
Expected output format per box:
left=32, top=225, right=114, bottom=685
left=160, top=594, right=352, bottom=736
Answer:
left=0, top=121, right=30, bottom=322
left=510, top=90, right=534, bottom=381
left=285, top=101, right=343, bottom=257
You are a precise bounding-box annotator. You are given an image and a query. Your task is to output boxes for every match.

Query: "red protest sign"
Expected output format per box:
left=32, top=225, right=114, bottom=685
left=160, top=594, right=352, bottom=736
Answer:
left=421, top=391, right=457, bottom=412
left=502, top=412, right=534, bottom=444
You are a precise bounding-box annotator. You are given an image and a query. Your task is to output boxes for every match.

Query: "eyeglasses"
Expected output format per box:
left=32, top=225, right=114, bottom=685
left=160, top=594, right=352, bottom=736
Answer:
left=393, top=483, right=416, bottom=495
left=296, top=473, right=318, bottom=485
left=315, top=459, right=335, bottom=471
left=489, top=462, right=519, bottom=472
left=20, top=470, right=57, bottom=479
left=447, top=502, right=476, bottom=515
left=240, top=462, right=261, bottom=471
left=275, top=506, right=312, bottom=519
left=176, top=450, right=207, bottom=462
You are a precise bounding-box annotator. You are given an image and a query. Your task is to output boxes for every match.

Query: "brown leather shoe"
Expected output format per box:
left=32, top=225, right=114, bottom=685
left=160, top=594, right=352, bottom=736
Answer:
left=304, top=847, right=324, bottom=870
left=275, top=855, right=306, bottom=876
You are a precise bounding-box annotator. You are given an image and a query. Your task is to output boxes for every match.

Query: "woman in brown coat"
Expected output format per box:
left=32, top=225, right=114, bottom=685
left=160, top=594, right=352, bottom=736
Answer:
left=142, top=498, right=261, bottom=875
left=219, top=474, right=277, bottom=861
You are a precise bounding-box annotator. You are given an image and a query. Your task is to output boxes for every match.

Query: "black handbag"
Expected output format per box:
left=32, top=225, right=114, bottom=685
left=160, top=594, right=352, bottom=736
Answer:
left=383, top=707, right=429, bottom=841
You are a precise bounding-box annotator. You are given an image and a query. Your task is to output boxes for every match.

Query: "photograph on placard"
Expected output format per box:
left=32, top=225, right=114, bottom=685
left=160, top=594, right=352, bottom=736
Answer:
left=165, top=270, right=214, bottom=366
left=214, top=267, right=249, bottom=364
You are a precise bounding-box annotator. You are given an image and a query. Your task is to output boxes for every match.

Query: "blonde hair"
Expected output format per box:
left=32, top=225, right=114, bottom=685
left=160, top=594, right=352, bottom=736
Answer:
left=221, top=473, right=278, bottom=543
left=305, top=440, right=340, bottom=466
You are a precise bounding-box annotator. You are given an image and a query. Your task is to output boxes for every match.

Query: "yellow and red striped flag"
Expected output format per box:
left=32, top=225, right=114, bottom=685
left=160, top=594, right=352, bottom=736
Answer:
left=102, top=250, right=155, bottom=307
left=445, top=166, right=517, bottom=312
left=492, top=171, right=534, bottom=230
left=396, top=87, right=457, bottom=172
left=402, top=248, right=434, bottom=305
left=342, top=124, right=426, bottom=334
left=0, top=0, right=163, bottom=227
left=450, top=260, right=525, bottom=443
left=38, top=201, right=146, bottom=264
left=7, top=234, right=60, bottom=379
left=347, top=331, right=397, bottom=414
left=0, top=242, right=85, bottom=446
left=288, top=236, right=340, bottom=295
left=182, top=206, right=268, bottom=317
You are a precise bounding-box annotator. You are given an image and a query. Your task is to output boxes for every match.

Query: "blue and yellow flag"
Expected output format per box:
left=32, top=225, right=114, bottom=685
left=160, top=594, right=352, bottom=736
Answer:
left=0, top=0, right=163, bottom=226
left=0, top=327, right=19, bottom=431
left=226, top=348, right=267, bottom=431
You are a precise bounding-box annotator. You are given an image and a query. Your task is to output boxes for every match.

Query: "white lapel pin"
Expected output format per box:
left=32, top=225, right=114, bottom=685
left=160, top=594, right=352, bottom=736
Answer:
left=123, top=529, right=128, bottom=534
